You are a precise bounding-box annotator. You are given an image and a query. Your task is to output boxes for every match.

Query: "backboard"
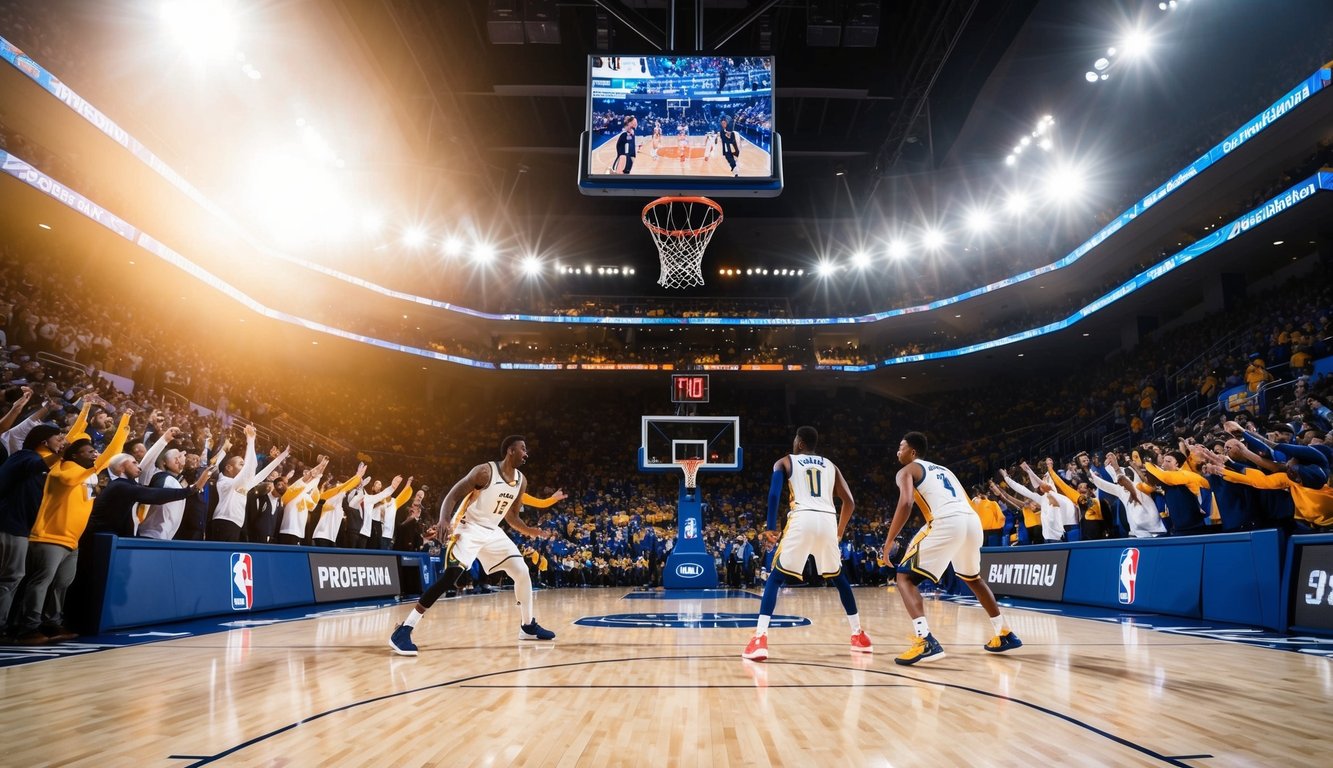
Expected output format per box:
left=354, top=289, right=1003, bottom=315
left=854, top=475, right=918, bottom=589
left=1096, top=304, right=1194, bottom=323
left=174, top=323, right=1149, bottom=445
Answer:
left=638, top=415, right=741, bottom=472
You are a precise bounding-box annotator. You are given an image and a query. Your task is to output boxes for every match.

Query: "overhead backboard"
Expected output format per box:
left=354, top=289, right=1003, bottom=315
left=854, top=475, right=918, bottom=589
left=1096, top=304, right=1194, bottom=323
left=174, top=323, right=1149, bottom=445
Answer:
left=638, top=415, right=742, bottom=472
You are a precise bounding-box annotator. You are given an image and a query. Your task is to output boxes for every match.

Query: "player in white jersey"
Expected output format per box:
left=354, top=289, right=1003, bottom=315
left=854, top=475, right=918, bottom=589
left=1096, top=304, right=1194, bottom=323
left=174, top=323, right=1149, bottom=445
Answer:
left=651, top=121, right=662, bottom=158
left=702, top=129, right=718, bottom=161
left=883, top=432, right=1021, bottom=665
left=390, top=435, right=557, bottom=655
left=742, top=426, right=873, bottom=661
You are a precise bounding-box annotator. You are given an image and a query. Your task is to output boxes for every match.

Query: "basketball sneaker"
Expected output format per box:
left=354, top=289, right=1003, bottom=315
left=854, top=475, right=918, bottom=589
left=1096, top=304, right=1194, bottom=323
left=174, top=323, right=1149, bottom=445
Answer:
left=741, top=633, right=769, bottom=661
left=984, top=630, right=1023, bottom=653
left=389, top=624, right=418, bottom=656
left=850, top=629, right=873, bottom=654
left=894, top=634, right=945, bottom=666
left=519, top=619, right=556, bottom=641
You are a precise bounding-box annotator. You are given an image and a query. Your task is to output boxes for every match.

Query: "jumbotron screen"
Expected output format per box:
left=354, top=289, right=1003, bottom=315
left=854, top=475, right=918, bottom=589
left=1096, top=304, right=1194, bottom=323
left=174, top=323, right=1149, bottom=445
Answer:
left=586, top=55, right=774, bottom=180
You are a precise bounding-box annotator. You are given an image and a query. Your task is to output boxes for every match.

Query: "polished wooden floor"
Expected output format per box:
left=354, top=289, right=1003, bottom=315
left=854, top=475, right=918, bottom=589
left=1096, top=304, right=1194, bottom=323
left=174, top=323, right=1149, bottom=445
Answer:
left=2, top=587, right=1329, bottom=767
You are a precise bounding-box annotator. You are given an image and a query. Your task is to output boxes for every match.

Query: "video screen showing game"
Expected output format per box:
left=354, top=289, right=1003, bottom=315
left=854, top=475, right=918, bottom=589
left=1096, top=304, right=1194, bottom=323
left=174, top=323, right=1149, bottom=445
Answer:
left=587, top=55, right=774, bottom=180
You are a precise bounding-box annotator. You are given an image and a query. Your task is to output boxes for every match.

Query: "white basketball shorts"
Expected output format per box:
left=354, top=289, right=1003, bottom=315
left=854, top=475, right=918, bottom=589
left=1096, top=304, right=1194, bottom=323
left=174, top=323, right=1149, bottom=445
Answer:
left=447, top=523, right=522, bottom=573
left=901, top=513, right=982, bottom=583
left=774, top=510, right=842, bottom=579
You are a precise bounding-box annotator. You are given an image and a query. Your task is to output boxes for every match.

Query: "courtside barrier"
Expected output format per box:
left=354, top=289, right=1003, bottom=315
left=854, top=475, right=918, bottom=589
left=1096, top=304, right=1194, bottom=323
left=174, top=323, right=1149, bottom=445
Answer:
left=74, top=534, right=431, bottom=633
left=976, top=529, right=1284, bottom=630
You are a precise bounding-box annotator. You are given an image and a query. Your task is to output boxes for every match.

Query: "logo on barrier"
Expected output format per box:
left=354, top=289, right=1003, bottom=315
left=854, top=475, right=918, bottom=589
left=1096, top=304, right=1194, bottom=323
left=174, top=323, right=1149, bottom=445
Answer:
left=230, top=553, right=253, bottom=611
left=684, top=518, right=698, bottom=539
left=1119, top=548, right=1140, bottom=605
left=675, top=563, right=704, bottom=578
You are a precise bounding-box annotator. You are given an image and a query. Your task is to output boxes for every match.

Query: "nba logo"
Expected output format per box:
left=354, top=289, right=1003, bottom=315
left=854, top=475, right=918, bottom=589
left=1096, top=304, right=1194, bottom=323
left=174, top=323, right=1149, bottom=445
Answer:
left=230, top=553, right=253, bottom=610
left=684, top=518, right=698, bottom=539
left=1118, top=548, right=1140, bottom=605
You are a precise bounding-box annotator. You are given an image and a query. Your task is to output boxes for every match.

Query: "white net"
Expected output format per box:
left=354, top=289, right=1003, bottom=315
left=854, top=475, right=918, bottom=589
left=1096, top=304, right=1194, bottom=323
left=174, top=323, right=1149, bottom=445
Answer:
left=642, top=196, right=723, bottom=290
left=676, top=458, right=705, bottom=489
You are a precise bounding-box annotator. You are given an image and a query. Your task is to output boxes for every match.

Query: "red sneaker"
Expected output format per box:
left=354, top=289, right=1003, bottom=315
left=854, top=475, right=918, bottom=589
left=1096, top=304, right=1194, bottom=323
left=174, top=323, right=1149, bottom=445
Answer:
left=741, top=633, right=769, bottom=661
left=850, top=629, right=873, bottom=654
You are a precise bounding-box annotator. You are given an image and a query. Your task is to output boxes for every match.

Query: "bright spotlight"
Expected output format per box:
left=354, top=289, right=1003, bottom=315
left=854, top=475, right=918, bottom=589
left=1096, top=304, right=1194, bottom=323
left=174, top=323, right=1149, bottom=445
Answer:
left=1020, top=136, right=1031, bottom=147
left=922, top=228, right=946, bottom=250
left=1085, top=71, right=1099, bottom=83
left=521, top=256, right=542, bottom=276
left=797, top=269, right=805, bottom=276
left=815, top=260, right=836, bottom=277
left=442, top=235, right=464, bottom=256
left=1044, top=163, right=1084, bottom=203
left=1094, top=57, right=1110, bottom=72
left=852, top=250, right=871, bottom=269
left=1005, top=154, right=1017, bottom=166
left=472, top=242, right=496, bottom=264
left=1005, top=192, right=1028, bottom=216
left=160, top=0, right=238, bottom=61
left=1039, top=138, right=1053, bottom=151
left=403, top=226, right=428, bottom=248
left=888, top=240, right=909, bottom=259
left=966, top=209, right=992, bottom=234
left=1122, top=29, right=1151, bottom=58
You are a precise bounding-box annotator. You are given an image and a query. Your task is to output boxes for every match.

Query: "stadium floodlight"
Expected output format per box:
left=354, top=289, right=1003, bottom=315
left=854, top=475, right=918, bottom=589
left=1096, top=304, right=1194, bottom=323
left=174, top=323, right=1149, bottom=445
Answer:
left=160, top=0, right=238, bottom=62
left=852, top=250, right=871, bottom=269
left=1005, top=192, right=1028, bottom=216
left=442, top=235, right=464, bottom=256
left=1094, top=57, right=1110, bottom=72
left=1005, top=154, right=1017, bottom=166
left=922, top=228, right=946, bottom=250
left=1044, top=163, right=1084, bottom=203
left=815, top=260, right=836, bottom=277
left=797, top=269, right=805, bottom=276
left=1122, top=29, right=1151, bottom=59
left=1085, top=71, right=1099, bottom=83
left=1020, top=136, right=1031, bottom=147
left=521, top=256, right=542, bottom=276
left=1039, top=138, right=1053, bottom=151
left=887, top=240, right=909, bottom=260
left=471, top=242, right=496, bottom=264
left=966, top=209, right=992, bottom=235
left=403, top=226, right=428, bottom=248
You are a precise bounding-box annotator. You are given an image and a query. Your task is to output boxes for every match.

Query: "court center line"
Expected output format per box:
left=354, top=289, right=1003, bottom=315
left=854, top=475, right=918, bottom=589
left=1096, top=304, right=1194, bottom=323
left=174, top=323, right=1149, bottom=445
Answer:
left=177, top=654, right=1187, bottom=767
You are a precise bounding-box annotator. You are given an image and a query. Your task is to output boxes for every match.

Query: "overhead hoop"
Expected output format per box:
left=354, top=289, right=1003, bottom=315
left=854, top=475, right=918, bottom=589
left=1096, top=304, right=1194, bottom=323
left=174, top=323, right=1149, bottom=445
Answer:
left=642, top=196, right=724, bottom=289
left=674, top=457, right=707, bottom=490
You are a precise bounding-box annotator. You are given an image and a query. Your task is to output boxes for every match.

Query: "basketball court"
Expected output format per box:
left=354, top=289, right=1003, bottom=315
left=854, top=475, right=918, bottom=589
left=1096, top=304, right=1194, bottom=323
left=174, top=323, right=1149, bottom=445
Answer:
left=2, top=587, right=1328, bottom=766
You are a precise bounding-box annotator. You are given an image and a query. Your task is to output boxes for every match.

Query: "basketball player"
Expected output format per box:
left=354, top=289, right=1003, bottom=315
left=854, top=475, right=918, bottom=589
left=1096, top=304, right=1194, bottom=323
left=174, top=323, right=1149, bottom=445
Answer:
left=651, top=121, right=663, bottom=159
left=389, top=436, right=556, bottom=655
left=703, top=129, right=718, bottom=162
left=610, top=116, right=637, bottom=175
left=719, top=117, right=740, bottom=177
left=742, top=426, right=872, bottom=661
left=677, top=122, right=689, bottom=164
left=884, top=432, right=1021, bottom=665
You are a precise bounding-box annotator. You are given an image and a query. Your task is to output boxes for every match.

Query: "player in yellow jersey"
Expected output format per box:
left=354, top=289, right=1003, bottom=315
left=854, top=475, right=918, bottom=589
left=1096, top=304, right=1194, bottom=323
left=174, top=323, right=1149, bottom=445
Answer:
left=884, top=432, right=1021, bottom=665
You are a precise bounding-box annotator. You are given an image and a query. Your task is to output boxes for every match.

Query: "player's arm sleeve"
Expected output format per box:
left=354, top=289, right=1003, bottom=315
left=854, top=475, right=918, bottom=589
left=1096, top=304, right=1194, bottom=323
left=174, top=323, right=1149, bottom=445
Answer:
left=522, top=493, right=561, bottom=509
left=1144, top=463, right=1209, bottom=492
left=1219, top=467, right=1290, bottom=491
left=1003, top=474, right=1042, bottom=504
left=1275, top=441, right=1330, bottom=472
left=1048, top=470, right=1081, bottom=505
left=766, top=468, right=786, bottom=531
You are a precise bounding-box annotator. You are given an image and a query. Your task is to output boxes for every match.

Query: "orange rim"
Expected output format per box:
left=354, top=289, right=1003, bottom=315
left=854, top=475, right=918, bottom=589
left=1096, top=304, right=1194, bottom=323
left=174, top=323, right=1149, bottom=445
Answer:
left=642, top=196, right=724, bottom=238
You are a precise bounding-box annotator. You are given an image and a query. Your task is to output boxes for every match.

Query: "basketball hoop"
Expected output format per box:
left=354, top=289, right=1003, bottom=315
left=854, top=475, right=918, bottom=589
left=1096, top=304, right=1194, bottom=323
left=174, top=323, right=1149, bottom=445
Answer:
left=675, top=458, right=706, bottom=490
left=642, top=196, right=723, bottom=289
